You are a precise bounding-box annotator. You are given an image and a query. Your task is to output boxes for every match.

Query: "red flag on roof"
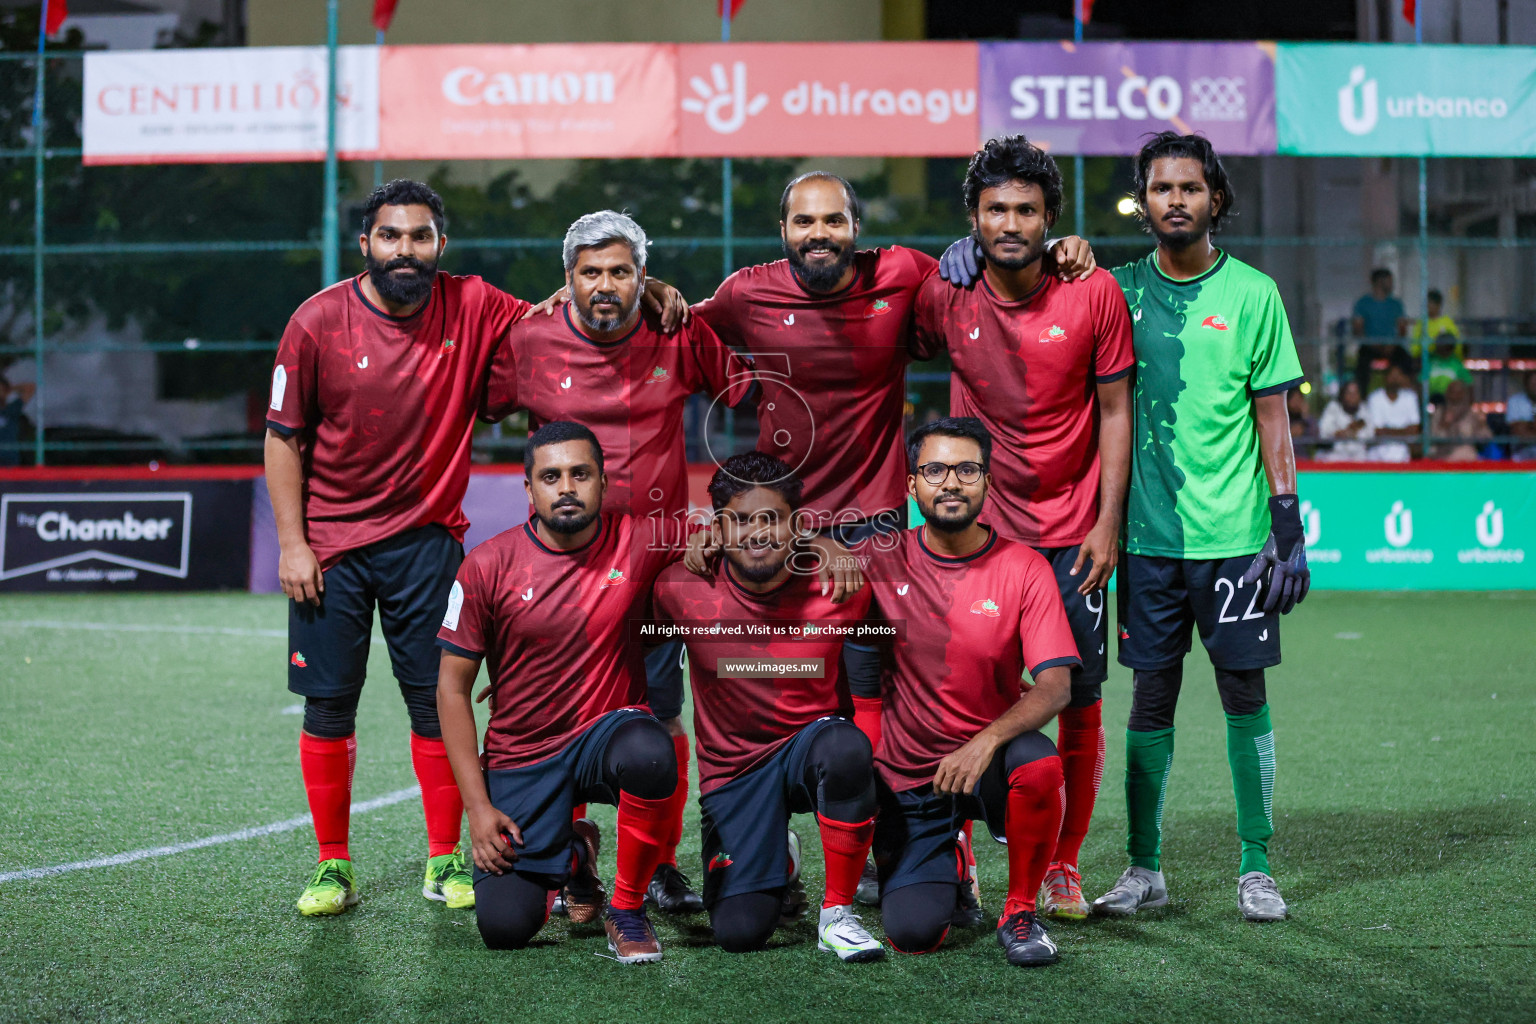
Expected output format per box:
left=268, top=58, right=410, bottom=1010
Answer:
left=373, top=0, right=399, bottom=33
left=717, top=0, right=745, bottom=19
left=1079, top=0, right=1097, bottom=23
left=44, top=0, right=68, bottom=36
left=1402, top=0, right=1415, bottom=24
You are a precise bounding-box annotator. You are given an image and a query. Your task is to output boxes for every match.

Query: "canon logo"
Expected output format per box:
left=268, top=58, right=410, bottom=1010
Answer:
left=34, top=510, right=175, bottom=543
left=442, top=68, right=616, bottom=107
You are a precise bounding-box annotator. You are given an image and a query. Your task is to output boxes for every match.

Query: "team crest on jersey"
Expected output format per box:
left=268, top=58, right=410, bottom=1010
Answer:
left=290, top=651, right=307, bottom=668
left=442, top=338, right=458, bottom=352
left=600, top=568, right=627, bottom=589
left=969, top=598, right=1000, bottom=618
left=644, top=365, right=670, bottom=384
left=864, top=299, right=893, bottom=318
left=1038, top=324, right=1067, bottom=343
left=1119, top=626, right=1130, bottom=640
left=1201, top=315, right=1230, bottom=331
left=708, top=852, right=734, bottom=871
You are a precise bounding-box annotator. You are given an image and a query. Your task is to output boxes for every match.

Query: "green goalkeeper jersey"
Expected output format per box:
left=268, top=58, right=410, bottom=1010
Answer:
left=1112, top=249, right=1304, bottom=559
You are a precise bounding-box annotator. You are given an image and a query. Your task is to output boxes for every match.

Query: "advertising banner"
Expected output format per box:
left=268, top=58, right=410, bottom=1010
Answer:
left=979, top=42, right=1277, bottom=155
left=82, top=46, right=379, bottom=165
left=676, top=42, right=978, bottom=157
left=1277, top=44, right=1536, bottom=156
left=1296, top=471, right=1534, bottom=590
left=377, top=44, right=677, bottom=159
left=0, top=480, right=252, bottom=591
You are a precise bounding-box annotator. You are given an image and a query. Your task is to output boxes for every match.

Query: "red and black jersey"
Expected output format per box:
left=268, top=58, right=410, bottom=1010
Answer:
left=855, top=527, right=1080, bottom=792
left=651, top=561, right=873, bottom=795
left=692, top=247, right=937, bottom=525
left=911, top=269, right=1134, bottom=547
left=482, top=306, right=754, bottom=522
left=436, top=513, right=678, bottom=771
left=267, top=273, right=528, bottom=569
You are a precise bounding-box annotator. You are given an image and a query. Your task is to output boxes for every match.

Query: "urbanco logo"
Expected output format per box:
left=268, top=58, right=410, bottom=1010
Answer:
left=1368, top=500, right=1432, bottom=564
left=1459, top=500, right=1523, bottom=564
left=1338, top=66, right=1378, bottom=136
left=1299, top=499, right=1340, bottom=563
left=1476, top=500, right=1503, bottom=548
left=1384, top=500, right=1412, bottom=548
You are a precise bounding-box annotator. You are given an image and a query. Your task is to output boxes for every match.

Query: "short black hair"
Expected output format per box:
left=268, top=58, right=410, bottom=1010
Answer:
left=779, top=171, right=862, bottom=223
left=708, top=451, right=803, bottom=512
left=1371, top=267, right=1394, bottom=284
left=524, top=420, right=603, bottom=478
left=963, top=135, right=1063, bottom=225
left=1427, top=288, right=1443, bottom=304
left=1132, top=132, right=1235, bottom=231
left=906, top=417, right=992, bottom=473
left=363, top=179, right=446, bottom=235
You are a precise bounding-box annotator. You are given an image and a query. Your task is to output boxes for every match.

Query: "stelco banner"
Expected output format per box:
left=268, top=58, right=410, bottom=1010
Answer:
left=1294, top=471, right=1534, bottom=590
left=1277, top=44, right=1536, bottom=156
left=979, top=42, right=1277, bottom=156
left=0, top=480, right=252, bottom=591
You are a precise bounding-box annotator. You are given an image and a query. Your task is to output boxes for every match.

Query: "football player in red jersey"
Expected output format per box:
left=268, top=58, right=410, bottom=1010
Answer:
left=910, top=136, right=1134, bottom=920
left=652, top=452, right=884, bottom=962
left=436, top=422, right=681, bottom=962
left=848, top=418, right=1078, bottom=967
left=267, top=180, right=533, bottom=917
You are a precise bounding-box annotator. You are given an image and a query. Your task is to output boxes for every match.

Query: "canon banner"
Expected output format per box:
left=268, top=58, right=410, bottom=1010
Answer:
left=378, top=44, right=677, bottom=160
left=0, top=481, right=252, bottom=591
left=978, top=42, right=1276, bottom=155
left=676, top=43, right=978, bottom=157
left=1277, top=44, right=1536, bottom=157
left=82, top=47, right=380, bottom=165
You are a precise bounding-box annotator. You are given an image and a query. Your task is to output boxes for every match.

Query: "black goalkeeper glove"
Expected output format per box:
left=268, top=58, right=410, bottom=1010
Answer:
left=937, top=235, right=984, bottom=287
left=1240, top=494, right=1311, bottom=615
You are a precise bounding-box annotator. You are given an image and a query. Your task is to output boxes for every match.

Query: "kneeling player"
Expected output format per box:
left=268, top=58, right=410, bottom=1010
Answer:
left=851, top=418, right=1078, bottom=967
left=436, top=422, right=680, bottom=962
left=652, top=452, right=884, bottom=962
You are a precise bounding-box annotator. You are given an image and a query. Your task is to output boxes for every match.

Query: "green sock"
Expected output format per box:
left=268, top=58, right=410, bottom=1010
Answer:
left=1226, top=705, right=1276, bottom=876
left=1125, top=728, right=1175, bottom=872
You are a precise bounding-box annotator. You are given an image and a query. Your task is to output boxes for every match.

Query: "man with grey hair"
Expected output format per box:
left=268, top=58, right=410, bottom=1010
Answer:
left=482, top=209, right=757, bottom=917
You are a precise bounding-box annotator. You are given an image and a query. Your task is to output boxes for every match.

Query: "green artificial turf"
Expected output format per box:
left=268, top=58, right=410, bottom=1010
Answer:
left=1, top=591, right=1532, bottom=1024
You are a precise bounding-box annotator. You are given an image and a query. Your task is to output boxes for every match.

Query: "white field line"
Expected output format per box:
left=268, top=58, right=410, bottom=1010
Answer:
left=0, top=786, right=420, bottom=884
left=0, top=619, right=287, bottom=639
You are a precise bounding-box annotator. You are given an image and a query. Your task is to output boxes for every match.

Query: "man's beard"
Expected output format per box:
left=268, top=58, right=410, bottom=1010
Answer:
left=727, top=542, right=789, bottom=583
left=784, top=237, right=855, bottom=292
left=574, top=289, right=640, bottom=335
left=922, top=492, right=981, bottom=534
left=1149, top=210, right=1211, bottom=249
left=365, top=248, right=437, bottom=307
left=973, top=228, right=1045, bottom=272
left=537, top=500, right=598, bottom=536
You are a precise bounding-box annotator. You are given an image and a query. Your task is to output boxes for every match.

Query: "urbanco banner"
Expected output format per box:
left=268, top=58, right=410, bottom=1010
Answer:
left=378, top=44, right=678, bottom=159
left=1277, top=44, right=1536, bottom=156
left=979, top=42, right=1277, bottom=155
left=82, top=47, right=380, bottom=165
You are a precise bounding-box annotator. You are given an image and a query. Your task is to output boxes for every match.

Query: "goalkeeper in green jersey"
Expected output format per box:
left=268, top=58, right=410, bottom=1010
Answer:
left=940, top=132, right=1309, bottom=921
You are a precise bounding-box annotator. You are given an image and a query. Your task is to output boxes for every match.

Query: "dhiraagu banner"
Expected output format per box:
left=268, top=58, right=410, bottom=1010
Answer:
left=907, top=471, right=1535, bottom=590
left=1276, top=43, right=1536, bottom=156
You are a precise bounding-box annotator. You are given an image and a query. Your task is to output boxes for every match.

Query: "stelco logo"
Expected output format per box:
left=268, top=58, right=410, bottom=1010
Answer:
left=1338, top=64, right=1509, bottom=137
left=1, top=493, right=191, bottom=582
left=682, top=61, right=975, bottom=135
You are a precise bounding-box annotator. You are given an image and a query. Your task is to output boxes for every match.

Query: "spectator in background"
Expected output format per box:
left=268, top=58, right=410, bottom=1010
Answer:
left=1318, top=380, right=1374, bottom=462
left=1352, top=268, right=1409, bottom=394
left=1286, top=388, right=1314, bottom=457
left=1367, top=362, right=1421, bottom=463
left=1506, top=369, right=1536, bottom=461
left=0, top=375, right=35, bottom=467
left=1410, top=290, right=1469, bottom=401
left=1430, top=380, right=1489, bottom=462
left=1409, top=289, right=1461, bottom=351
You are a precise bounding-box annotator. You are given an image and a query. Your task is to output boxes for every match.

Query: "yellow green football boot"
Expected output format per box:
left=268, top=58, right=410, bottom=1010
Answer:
left=297, top=858, right=359, bottom=916
left=423, top=845, right=475, bottom=909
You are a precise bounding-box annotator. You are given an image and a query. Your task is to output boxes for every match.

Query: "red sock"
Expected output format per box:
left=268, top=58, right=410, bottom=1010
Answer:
left=410, top=732, right=464, bottom=858
left=818, top=814, right=875, bottom=908
left=657, top=734, right=691, bottom=868
left=960, top=820, right=976, bottom=873
left=851, top=697, right=882, bottom=755
left=1053, top=701, right=1105, bottom=868
left=611, top=791, right=674, bottom=910
left=571, top=804, right=588, bottom=823
left=300, top=732, right=355, bottom=862
left=1003, top=755, right=1065, bottom=918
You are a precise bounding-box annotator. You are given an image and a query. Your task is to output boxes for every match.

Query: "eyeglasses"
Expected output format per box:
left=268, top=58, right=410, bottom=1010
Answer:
left=916, top=461, right=984, bottom=485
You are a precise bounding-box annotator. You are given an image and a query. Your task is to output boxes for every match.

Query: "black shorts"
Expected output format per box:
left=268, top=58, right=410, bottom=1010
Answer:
left=698, top=716, right=846, bottom=908
left=474, top=708, right=653, bottom=880
left=644, top=639, right=686, bottom=722
left=287, top=524, right=463, bottom=698
left=1034, top=544, right=1110, bottom=691
left=1116, top=552, right=1281, bottom=672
